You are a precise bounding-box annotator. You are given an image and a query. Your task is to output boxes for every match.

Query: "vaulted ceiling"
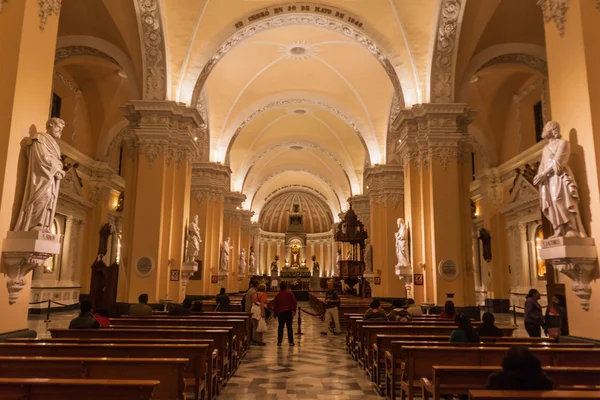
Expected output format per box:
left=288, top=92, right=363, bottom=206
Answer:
left=160, top=0, right=442, bottom=221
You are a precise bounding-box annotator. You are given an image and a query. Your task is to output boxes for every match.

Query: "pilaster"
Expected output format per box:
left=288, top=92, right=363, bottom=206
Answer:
left=364, top=164, right=406, bottom=298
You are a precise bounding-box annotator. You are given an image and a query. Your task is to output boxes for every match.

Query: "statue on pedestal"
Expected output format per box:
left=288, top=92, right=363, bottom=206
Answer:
left=187, top=215, right=201, bottom=263
left=13, top=118, right=66, bottom=232
left=271, top=255, right=279, bottom=274
left=238, top=248, right=247, bottom=276
left=312, top=255, right=320, bottom=276
left=249, top=247, right=256, bottom=275
left=533, top=121, right=587, bottom=238
left=219, top=237, right=232, bottom=273
left=395, top=218, right=410, bottom=274
left=364, top=238, right=373, bottom=273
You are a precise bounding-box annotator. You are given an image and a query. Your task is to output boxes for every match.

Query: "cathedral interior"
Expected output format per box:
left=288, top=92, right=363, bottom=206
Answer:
left=2, top=0, right=600, bottom=398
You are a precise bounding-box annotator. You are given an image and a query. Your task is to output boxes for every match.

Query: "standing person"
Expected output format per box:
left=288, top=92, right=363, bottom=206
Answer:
left=524, top=289, right=544, bottom=337
left=405, top=298, right=423, bottom=317
left=476, top=312, right=504, bottom=338
left=251, top=284, right=268, bottom=346
left=486, top=347, right=553, bottom=390
left=545, top=294, right=568, bottom=338
left=69, top=299, right=100, bottom=329
left=363, top=300, right=388, bottom=320
left=244, top=280, right=258, bottom=341
left=129, top=294, right=153, bottom=317
left=450, top=314, right=480, bottom=343
left=273, top=282, right=297, bottom=346
left=215, top=288, right=230, bottom=312
left=440, top=300, right=457, bottom=318
left=321, top=280, right=342, bottom=335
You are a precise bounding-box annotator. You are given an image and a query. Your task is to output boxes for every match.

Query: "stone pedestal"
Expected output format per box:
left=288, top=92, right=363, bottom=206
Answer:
left=539, top=237, right=598, bottom=311
left=310, top=276, right=321, bottom=290
left=181, top=261, right=198, bottom=288
left=2, top=231, right=61, bottom=304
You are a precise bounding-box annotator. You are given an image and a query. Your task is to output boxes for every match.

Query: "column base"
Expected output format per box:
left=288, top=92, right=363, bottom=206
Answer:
left=540, top=237, right=598, bottom=311
left=2, top=231, right=61, bottom=305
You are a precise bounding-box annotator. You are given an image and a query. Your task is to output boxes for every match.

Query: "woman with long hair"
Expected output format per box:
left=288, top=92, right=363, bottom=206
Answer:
left=524, top=289, right=544, bottom=337
left=450, top=313, right=480, bottom=343
left=486, top=347, right=553, bottom=390
left=440, top=300, right=457, bottom=318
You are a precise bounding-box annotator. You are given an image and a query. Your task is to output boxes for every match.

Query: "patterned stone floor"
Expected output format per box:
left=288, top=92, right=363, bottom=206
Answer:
left=218, top=302, right=384, bottom=400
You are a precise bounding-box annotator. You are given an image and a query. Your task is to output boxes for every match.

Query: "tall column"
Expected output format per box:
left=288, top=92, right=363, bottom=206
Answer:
left=188, top=163, right=230, bottom=295
left=239, top=210, right=253, bottom=290
left=223, top=192, right=244, bottom=292
left=120, top=101, right=202, bottom=303
left=365, top=165, right=406, bottom=298
left=0, top=0, right=61, bottom=333
left=395, top=104, right=476, bottom=306
left=540, top=0, right=600, bottom=338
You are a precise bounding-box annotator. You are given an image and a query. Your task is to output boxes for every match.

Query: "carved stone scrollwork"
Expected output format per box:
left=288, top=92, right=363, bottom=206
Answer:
left=39, top=0, right=62, bottom=31
left=553, top=260, right=596, bottom=311
left=537, top=0, right=569, bottom=37
left=137, top=0, right=166, bottom=100
left=429, top=143, right=461, bottom=171
left=4, top=252, right=54, bottom=304
left=139, top=141, right=164, bottom=167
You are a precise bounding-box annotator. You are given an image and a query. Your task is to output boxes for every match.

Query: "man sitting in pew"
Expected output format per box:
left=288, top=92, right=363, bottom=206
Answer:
left=129, top=293, right=153, bottom=317
left=486, top=347, right=554, bottom=391
left=388, top=300, right=411, bottom=321
left=476, top=312, right=504, bottom=338
left=364, top=300, right=388, bottom=321
left=168, top=297, right=192, bottom=316
left=69, top=299, right=100, bottom=329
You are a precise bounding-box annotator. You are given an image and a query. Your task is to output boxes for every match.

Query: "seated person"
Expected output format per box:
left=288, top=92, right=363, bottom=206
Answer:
left=486, top=347, right=553, bottom=390
left=69, top=299, right=100, bottom=329
left=440, top=300, right=457, bottom=318
left=449, top=313, right=480, bottom=343
left=191, top=300, right=203, bottom=313
left=387, top=299, right=411, bottom=321
left=476, top=311, right=503, bottom=337
left=215, top=288, right=230, bottom=312
left=405, top=298, right=423, bottom=316
left=129, top=293, right=153, bottom=317
left=92, top=308, right=110, bottom=327
left=363, top=300, right=388, bottom=320
left=169, top=297, right=192, bottom=316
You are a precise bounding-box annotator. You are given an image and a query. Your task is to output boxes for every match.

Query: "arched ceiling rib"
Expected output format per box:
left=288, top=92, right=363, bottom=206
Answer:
left=259, top=191, right=334, bottom=234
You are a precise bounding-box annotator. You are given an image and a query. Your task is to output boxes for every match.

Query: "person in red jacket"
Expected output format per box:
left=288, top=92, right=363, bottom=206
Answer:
left=273, top=282, right=297, bottom=346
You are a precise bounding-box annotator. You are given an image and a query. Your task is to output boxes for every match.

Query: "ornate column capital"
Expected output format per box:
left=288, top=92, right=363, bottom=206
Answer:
left=364, top=164, right=404, bottom=208
left=191, top=162, right=231, bottom=203
left=121, top=101, right=207, bottom=167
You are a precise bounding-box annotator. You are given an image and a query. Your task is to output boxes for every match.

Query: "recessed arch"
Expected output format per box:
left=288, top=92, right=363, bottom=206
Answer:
left=188, top=4, right=406, bottom=109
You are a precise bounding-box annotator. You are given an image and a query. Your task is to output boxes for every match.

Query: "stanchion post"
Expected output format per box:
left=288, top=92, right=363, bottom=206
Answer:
left=44, top=299, right=51, bottom=324
left=513, top=304, right=517, bottom=326
left=296, top=307, right=304, bottom=336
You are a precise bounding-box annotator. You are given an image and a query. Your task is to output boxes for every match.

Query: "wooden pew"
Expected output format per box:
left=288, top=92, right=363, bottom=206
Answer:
left=0, top=356, right=187, bottom=400
left=371, top=337, right=590, bottom=396
left=201, top=301, right=242, bottom=312
left=50, top=328, right=232, bottom=386
left=422, top=366, right=600, bottom=400
left=469, top=390, right=600, bottom=399
left=0, top=378, right=158, bottom=400
left=110, top=318, right=246, bottom=370
left=0, top=342, right=213, bottom=400
left=387, top=346, right=600, bottom=400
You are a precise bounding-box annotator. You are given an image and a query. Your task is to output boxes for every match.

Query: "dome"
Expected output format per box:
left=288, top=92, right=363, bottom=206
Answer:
left=259, top=191, right=334, bottom=234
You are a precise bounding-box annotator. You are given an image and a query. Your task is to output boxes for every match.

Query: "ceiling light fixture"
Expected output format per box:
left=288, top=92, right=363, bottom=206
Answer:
left=281, top=41, right=319, bottom=60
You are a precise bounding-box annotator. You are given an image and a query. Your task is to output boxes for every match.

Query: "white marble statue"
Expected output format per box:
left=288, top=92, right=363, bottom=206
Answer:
left=335, top=249, right=341, bottom=275
left=364, top=239, right=373, bottom=273
left=238, top=248, right=247, bottom=275
left=219, top=237, right=232, bottom=273
left=186, top=215, right=202, bottom=263
left=13, top=118, right=66, bottom=232
left=249, top=250, right=256, bottom=274
left=533, top=121, right=587, bottom=238
left=395, top=218, right=410, bottom=271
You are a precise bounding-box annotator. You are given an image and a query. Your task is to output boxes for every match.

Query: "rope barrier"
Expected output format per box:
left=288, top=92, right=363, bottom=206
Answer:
left=296, top=307, right=304, bottom=336
left=300, top=308, right=324, bottom=317
left=28, top=299, right=80, bottom=324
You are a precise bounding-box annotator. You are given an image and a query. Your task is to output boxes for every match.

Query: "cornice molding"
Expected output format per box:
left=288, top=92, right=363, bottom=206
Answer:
left=538, top=0, right=568, bottom=37
left=135, top=0, right=167, bottom=100
left=39, top=0, right=62, bottom=31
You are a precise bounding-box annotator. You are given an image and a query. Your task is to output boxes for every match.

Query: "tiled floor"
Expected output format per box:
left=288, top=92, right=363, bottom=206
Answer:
left=218, top=303, right=385, bottom=400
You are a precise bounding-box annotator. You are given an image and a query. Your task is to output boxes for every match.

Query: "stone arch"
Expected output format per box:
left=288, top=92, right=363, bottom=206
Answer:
left=189, top=3, right=406, bottom=109
left=133, top=0, right=169, bottom=100
left=457, top=43, right=548, bottom=103
left=56, top=35, right=142, bottom=100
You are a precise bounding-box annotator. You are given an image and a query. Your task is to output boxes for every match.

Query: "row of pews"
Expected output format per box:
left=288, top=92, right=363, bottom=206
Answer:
left=340, top=305, right=600, bottom=400
left=0, top=310, right=252, bottom=400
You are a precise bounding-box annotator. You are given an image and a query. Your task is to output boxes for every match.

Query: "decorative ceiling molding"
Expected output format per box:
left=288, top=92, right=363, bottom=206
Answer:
left=477, top=53, right=548, bottom=75
left=430, top=0, right=465, bottom=103
left=55, top=46, right=120, bottom=66
left=263, top=185, right=329, bottom=204
left=39, top=0, right=62, bottom=31
left=259, top=190, right=334, bottom=234
left=224, top=98, right=371, bottom=166
left=537, top=0, right=568, bottom=37
left=54, top=71, right=82, bottom=144
left=135, top=0, right=167, bottom=100
left=189, top=7, right=405, bottom=109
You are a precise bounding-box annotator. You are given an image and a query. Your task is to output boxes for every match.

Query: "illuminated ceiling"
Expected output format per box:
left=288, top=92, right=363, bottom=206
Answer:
left=259, top=190, right=334, bottom=233
left=160, top=0, right=441, bottom=219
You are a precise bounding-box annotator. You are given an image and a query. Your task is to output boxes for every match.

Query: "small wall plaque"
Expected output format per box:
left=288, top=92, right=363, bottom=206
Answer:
left=170, top=269, right=180, bottom=281
left=414, top=274, right=424, bottom=286
left=438, top=259, right=459, bottom=281
left=135, top=256, right=154, bottom=278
